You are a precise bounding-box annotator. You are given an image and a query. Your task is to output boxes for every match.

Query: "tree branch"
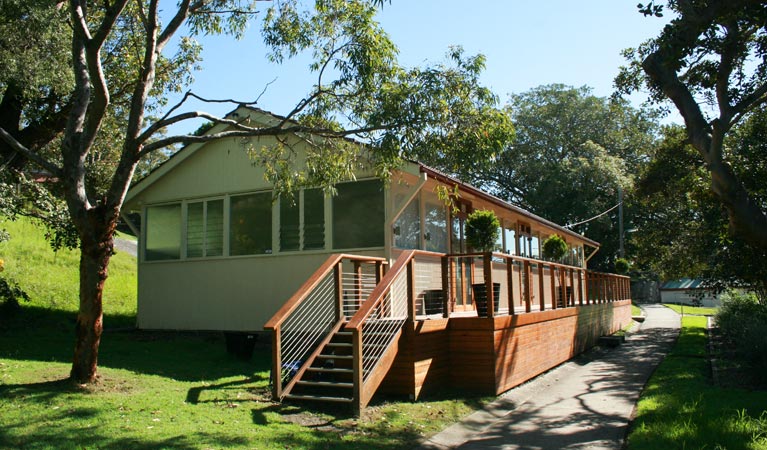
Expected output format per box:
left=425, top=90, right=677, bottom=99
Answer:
left=0, top=127, right=63, bottom=176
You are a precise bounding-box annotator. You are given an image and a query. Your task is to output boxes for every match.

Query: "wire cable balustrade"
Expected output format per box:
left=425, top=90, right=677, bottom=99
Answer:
left=264, top=254, right=387, bottom=400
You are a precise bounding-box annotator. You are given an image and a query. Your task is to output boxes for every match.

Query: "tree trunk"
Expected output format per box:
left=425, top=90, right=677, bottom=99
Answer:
left=70, top=214, right=116, bottom=383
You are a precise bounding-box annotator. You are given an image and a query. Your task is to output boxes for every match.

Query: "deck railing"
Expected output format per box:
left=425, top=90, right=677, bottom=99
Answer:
left=263, top=254, right=386, bottom=400
left=443, top=252, right=631, bottom=317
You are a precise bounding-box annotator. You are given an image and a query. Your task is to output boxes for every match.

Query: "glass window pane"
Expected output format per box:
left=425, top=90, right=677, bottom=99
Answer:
left=451, top=216, right=464, bottom=253
left=206, top=200, right=224, bottom=257
left=503, top=227, right=516, bottom=254
left=186, top=202, right=204, bottom=258
left=531, top=235, right=540, bottom=259
left=394, top=196, right=420, bottom=249
left=280, top=196, right=300, bottom=252
left=230, top=192, right=272, bottom=255
left=146, top=204, right=181, bottom=261
left=332, top=180, right=384, bottom=249
left=424, top=200, right=448, bottom=253
left=303, top=188, right=325, bottom=250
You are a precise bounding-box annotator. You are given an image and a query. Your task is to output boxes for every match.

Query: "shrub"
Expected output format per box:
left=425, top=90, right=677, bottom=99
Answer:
left=465, top=210, right=500, bottom=252
left=716, top=290, right=767, bottom=379
left=614, top=258, right=630, bottom=274
left=542, top=235, right=568, bottom=261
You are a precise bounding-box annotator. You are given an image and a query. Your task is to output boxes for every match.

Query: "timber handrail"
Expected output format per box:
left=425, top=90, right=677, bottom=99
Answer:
left=345, top=249, right=416, bottom=330
left=264, top=253, right=387, bottom=330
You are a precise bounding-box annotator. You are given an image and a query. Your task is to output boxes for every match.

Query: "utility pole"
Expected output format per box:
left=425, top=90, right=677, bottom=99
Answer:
left=618, top=187, right=624, bottom=258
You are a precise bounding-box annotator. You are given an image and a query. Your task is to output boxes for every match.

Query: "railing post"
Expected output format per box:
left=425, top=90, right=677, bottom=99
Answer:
left=334, top=260, right=344, bottom=320
left=578, top=269, right=584, bottom=306
left=407, top=259, right=417, bottom=322
left=523, top=260, right=532, bottom=313
left=441, top=256, right=450, bottom=319
left=550, top=265, right=558, bottom=310
left=569, top=268, right=575, bottom=307
left=506, top=257, right=515, bottom=315
left=559, top=266, right=567, bottom=308
left=272, top=326, right=282, bottom=400
left=484, top=252, right=495, bottom=317
left=537, top=262, right=545, bottom=311
left=352, top=327, right=363, bottom=416
left=375, top=260, right=383, bottom=284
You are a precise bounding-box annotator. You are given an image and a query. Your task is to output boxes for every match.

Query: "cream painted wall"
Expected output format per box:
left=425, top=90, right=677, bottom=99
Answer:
left=137, top=250, right=385, bottom=331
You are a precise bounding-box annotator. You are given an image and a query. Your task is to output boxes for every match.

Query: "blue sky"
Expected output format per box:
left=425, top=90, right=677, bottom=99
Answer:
left=165, top=1, right=673, bottom=135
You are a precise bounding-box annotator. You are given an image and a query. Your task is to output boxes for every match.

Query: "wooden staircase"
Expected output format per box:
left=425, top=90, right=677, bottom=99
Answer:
left=285, top=330, right=356, bottom=404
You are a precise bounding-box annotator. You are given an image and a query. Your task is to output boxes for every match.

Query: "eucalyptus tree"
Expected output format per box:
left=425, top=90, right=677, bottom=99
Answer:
left=0, top=0, right=513, bottom=383
left=617, top=0, right=767, bottom=250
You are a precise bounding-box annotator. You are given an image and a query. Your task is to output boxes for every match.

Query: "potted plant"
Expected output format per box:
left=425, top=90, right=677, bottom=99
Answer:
left=614, top=258, right=630, bottom=274
left=542, top=234, right=568, bottom=261
left=465, top=209, right=501, bottom=317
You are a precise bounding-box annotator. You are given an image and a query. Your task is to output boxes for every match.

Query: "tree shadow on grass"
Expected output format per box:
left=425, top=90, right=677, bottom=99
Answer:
left=0, top=304, right=270, bottom=382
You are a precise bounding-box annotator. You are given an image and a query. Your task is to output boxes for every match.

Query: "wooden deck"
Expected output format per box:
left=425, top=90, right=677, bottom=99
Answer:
left=380, top=300, right=632, bottom=398
left=266, top=250, right=633, bottom=413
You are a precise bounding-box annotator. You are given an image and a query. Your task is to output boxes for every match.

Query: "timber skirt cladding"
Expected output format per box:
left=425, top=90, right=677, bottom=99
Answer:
left=379, top=300, right=632, bottom=398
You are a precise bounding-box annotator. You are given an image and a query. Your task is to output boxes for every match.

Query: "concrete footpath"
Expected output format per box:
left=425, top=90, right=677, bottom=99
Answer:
left=420, top=304, right=681, bottom=450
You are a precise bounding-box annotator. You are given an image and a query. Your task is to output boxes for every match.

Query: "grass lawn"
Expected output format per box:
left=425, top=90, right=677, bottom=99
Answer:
left=627, top=316, right=767, bottom=450
left=0, top=217, right=488, bottom=449
left=662, top=303, right=718, bottom=316
left=631, top=303, right=642, bottom=316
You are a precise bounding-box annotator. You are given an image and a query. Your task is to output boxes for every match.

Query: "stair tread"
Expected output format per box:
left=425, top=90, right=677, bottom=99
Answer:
left=306, top=367, right=353, bottom=373
left=296, top=380, right=353, bottom=388
left=317, top=354, right=353, bottom=359
left=286, top=394, right=353, bottom=403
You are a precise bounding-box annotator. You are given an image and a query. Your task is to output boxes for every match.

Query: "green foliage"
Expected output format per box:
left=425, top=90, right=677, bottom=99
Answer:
left=465, top=84, right=659, bottom=270
left=628, top=316, right=767, bottom=450
left=0, top=272, right=30, bottom=314
left=614, top=258, right=630, bottom=274
left=632, top=117, right=767, bottom=301
left=465, top=209, right=500, bottom=252
left=542, top=235, right=568, bottom=261
left=716, top=291, right=767, bottom=379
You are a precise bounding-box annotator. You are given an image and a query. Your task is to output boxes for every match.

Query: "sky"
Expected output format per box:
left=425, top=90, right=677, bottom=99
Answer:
left=164, top=1, right=674, bottom=135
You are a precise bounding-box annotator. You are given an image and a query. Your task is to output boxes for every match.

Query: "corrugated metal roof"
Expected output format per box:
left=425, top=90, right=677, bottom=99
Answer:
left=660, top=278, right=706, bottom=290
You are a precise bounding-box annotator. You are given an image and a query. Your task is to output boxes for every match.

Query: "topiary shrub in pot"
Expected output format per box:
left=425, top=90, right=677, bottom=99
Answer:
left=542, top=234, right=568, bottom=261
left=465, top=209, right=501, bottom=317
left=614, top=258, right=630, bottom=274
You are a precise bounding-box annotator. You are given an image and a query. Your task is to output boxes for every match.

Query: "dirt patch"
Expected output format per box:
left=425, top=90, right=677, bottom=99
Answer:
left=280, top=411, right=344, bottom=432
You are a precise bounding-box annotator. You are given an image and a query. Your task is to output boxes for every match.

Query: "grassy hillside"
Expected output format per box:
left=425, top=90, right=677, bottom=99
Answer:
left=0, top=215, right=137, bottom=321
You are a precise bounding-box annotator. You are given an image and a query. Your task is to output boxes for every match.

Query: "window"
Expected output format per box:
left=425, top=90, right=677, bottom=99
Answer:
left=333, top=180, right=384, bottom=249
left=303, top=189, right=325, bottom=250
left=503, top=227, right=516, bottom=255
left=146, top=204, right=181, bottom=261
left=230, top=192, right=272, bottom=255
left=530, top=235, right=540, bottom=259
left=393, top=195, right=420, bottom=249
left=280, top=188, right=325, bottom=252
left=279, top=196, right=300, bottom=252
left=424, top=200, right=448, bottom=253
left=187, top=199, right=223, bottom=258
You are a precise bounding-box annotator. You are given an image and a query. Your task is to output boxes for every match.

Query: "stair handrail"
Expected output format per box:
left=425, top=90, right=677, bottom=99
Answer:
left=264, top=253, right=387, bottom=400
